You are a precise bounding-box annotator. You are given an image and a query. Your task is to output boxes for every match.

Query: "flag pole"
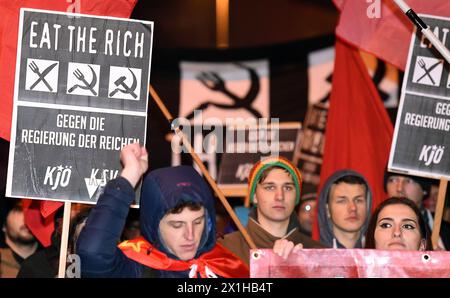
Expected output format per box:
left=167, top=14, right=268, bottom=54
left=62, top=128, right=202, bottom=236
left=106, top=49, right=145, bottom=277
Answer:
left=393, top=0, right=450, bottom=64
left=149, top=85, right=257, bottom=249
left=57, top=201, right=71, bottom=278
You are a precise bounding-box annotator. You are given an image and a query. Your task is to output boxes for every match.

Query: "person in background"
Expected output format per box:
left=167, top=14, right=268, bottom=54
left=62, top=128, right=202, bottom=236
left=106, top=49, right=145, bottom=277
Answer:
left=295, top=193, right=317, bottom=237
left=424, top=183, right=439, bottom=214
left=1, top=199, right=39, bottom=277
left=17, top=208, right=92, bottom=278
left=317, top=170, right=373, bottom=248
left=365, top=197, right=432, bottom=251
left=423, top=182, right=450, bottom=222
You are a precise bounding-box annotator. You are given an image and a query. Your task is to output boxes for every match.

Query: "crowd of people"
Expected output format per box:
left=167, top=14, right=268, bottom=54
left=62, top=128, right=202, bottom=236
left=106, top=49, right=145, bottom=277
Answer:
left=1, top=143, right=449, bottom=278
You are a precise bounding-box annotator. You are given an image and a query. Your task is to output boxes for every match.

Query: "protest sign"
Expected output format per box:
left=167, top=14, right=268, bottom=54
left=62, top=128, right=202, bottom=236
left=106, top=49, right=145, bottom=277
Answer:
left=6, top=9, right=153, bottom=203
left=217, top=122, right=301, bottom=197
left=389, top=15, right=450, bottom=179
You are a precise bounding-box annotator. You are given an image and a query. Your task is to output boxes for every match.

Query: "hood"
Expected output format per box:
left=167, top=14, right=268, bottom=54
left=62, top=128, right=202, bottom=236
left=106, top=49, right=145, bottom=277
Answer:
left=139, top=166, right=216, bottom=259
left=318, top=169, right=373, bottom=248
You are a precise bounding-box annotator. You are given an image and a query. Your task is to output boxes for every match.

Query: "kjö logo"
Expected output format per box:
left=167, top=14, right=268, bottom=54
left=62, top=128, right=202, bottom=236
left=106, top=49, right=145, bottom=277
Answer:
left=419, top=145, right=445, bottom=166
left=44, top=165, right=72, bottom=190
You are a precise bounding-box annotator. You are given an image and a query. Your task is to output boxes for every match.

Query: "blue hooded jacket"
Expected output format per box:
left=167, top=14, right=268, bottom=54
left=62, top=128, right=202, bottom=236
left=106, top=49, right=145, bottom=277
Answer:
left=77, top=166, right=217, bottom=278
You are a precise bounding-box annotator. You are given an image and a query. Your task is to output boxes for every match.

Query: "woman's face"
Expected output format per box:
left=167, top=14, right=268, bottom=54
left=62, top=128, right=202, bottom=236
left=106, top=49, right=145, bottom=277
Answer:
left=374, top=204, right=424, bottom=251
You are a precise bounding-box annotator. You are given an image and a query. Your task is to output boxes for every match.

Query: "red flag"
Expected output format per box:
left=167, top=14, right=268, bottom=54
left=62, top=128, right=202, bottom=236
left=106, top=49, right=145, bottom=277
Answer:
left=0, top=0, right=137, bottom=141
left=22, top=200, right=59, bottom=247
left=2, top=0, right=137, bottom=246
left=312, top=39, right=393, bottom=240
left=334, top=0, right=450, bottom=70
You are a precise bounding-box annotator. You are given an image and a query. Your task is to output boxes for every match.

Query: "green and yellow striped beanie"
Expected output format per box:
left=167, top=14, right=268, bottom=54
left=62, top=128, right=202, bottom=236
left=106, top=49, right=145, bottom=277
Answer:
left=247, top=156, right=302, bottom=205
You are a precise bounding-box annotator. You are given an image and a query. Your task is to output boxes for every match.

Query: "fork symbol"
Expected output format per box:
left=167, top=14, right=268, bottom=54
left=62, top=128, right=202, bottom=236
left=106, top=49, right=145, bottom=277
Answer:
left=69, top=68, right=97, bottom=96
left=417, top=59, right=436, bottom=85
left=29, top=61, right=53, bottom=91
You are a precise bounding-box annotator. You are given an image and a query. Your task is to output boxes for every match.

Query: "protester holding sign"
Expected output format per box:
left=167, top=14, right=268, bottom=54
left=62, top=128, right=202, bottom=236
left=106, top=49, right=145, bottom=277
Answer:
left=218, top=156, right=323, bottom=265
left=317, top=170, right=372, bottom=248
left=77, top=143, right=248, bottom=278
left=365, top=197, right=433, bottom=251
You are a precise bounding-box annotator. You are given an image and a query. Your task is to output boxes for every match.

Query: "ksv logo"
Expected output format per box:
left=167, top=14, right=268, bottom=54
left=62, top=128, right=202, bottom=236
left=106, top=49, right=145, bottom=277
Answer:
left=44, top=165, right=72, bottom=190
left=84, top=169, right=118, bottom=199
left=419, top=145, right=445, bottom=166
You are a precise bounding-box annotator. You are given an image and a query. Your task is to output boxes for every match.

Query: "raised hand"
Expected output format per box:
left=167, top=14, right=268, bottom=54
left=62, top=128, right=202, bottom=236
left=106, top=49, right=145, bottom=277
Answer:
left=119, top=143, right=149, bottom=188
left=273, top=239, right=303, bottom=260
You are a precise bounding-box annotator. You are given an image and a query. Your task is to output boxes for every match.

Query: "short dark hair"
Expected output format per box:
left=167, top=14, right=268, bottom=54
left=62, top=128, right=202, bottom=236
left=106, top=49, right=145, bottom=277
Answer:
left=168, top=201, right=203, bottom=215
left=333, top=175, right=366, bottom=186
left=383, top=171, right=433, bottom=196
left=329, top=175, right=367, bottom=202
left=364, top=197, right=432, bottom=250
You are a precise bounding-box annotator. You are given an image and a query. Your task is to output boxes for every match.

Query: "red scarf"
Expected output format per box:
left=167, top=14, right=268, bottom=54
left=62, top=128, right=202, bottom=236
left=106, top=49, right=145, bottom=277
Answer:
left=118, top=237, right=249, bottom=278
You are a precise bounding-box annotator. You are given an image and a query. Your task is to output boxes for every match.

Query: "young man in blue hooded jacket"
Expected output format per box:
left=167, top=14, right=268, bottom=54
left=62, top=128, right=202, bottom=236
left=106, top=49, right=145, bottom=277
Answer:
left=77, top=143, right=248, bottom=278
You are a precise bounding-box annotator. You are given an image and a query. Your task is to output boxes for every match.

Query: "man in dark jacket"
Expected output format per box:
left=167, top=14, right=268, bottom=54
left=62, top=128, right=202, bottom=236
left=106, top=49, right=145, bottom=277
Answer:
left=317, top=170, right=373, bottom=249
left=1, top=200, right=39, bottom=277
left=218, top=156, right=323, bottom=265
left=77, top=143, right=248, bottom=278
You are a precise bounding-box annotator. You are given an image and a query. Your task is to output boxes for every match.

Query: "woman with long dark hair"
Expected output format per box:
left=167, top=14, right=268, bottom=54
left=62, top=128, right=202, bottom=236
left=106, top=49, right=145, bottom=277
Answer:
left=365, top=197, right=433, bottom=251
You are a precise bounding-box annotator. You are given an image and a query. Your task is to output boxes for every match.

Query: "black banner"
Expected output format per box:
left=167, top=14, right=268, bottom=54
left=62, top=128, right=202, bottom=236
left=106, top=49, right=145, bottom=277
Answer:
left=389, top=15, right=450, bottom=179
left=217, top=123, right=301, bottom=191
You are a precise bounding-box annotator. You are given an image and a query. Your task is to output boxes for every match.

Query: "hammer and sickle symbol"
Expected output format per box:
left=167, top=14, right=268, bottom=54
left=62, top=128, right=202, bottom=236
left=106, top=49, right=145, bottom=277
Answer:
left=68, top=65, right=98, bottom=96
left=109, top=68, right=138, bottom=99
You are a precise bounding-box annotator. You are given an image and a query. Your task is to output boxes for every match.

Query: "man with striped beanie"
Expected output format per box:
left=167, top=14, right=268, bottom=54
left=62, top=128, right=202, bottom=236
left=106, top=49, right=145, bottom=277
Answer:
left=218, top=156, right=323, bottom=266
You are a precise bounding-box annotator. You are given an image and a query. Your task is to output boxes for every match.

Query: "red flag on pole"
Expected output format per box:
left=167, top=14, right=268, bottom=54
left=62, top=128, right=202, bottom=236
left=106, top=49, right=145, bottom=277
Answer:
left=312, top=39, right=394, bottom=241
left=333, top=0, right=450, bottom=71
left=1, top=0, right=137, bottom=246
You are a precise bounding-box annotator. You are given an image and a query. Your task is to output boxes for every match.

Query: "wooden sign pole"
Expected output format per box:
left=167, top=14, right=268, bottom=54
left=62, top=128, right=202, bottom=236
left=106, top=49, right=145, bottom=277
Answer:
left=431, top=179, right=447, bottom=250
left=57, top=201, right=72, bottom=278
